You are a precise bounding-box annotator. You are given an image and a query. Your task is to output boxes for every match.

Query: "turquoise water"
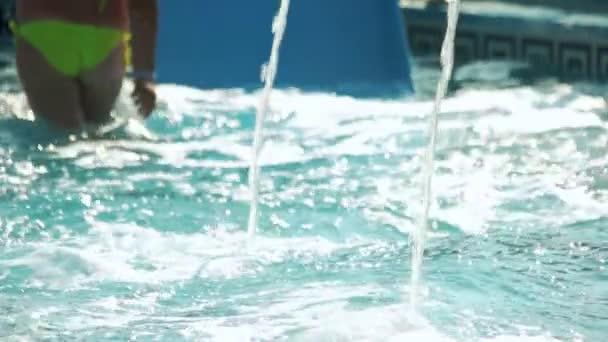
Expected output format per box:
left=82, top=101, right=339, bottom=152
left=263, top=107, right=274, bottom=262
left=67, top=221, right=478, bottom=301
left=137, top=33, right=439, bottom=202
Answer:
left=1, top=60, right=607, bottom=341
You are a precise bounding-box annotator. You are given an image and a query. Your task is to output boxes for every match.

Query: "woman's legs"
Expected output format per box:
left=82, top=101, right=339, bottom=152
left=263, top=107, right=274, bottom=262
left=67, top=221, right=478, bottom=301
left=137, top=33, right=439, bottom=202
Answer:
left=16, top=39, right=126, bottom=129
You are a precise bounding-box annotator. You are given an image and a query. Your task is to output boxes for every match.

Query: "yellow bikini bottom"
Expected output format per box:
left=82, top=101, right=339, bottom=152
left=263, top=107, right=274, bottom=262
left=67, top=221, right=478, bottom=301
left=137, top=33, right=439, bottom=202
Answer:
left=11, top=20, right=131, bottom=77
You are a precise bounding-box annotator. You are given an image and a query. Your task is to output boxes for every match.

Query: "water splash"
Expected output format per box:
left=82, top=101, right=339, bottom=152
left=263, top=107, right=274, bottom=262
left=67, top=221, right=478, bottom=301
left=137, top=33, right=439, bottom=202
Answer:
left=248, top=0, right=291, bottom=237
left=410, top=0, right=460, bottom=309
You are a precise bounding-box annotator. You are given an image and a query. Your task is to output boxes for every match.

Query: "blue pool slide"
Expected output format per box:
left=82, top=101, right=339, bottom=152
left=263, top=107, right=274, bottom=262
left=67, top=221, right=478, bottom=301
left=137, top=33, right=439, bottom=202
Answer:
left=156, top=0, right=414, bottom=97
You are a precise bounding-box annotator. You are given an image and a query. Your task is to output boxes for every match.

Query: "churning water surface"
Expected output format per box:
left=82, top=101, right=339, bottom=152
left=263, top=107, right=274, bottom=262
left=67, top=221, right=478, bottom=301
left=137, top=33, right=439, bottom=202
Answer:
left=0, top=58, right=607, bottom=341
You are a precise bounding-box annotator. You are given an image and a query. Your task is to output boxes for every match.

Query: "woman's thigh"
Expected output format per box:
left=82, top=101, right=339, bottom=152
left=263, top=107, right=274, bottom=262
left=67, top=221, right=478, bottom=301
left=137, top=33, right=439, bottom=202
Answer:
left=79, top=44, right=126, bottom=125
left=16, top=39, right=84, bottom=129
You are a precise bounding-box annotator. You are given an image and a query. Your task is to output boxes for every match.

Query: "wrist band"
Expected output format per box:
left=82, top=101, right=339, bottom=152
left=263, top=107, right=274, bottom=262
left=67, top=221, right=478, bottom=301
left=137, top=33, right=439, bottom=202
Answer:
left=128, top=70, right=156, bottom=81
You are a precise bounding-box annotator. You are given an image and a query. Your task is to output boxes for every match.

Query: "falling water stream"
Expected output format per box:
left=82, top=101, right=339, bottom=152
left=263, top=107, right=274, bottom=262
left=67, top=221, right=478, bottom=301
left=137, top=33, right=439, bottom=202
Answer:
left=245, top=0, right=461, bottom=309
left=246, top=0, right=465, bottom=313
left=410, top=0, right=461, bottom=309
left=247, top=0, right=291, bottom=237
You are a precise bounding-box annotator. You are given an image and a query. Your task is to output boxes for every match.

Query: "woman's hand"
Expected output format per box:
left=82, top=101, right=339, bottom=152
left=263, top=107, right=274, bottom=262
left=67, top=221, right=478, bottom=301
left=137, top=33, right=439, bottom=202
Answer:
left=129, top=0, right=158, bottom=119
left=132, top=78, right=156, bottom=118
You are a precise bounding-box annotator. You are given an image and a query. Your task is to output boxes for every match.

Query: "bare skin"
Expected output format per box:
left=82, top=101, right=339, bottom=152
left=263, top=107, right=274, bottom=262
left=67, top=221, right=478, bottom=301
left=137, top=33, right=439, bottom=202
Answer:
left=15, top=0, right=158, bottom=130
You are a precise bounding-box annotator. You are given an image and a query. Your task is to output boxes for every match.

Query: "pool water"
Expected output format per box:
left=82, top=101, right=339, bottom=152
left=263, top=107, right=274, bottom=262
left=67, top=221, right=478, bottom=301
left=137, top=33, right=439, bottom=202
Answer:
left=0, top=59, right=607, bottom=341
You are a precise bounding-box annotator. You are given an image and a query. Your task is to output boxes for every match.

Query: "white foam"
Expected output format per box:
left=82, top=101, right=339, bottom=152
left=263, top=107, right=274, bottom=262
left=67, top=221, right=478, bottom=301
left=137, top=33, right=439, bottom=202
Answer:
left=0, top=221, right=348, bottom=288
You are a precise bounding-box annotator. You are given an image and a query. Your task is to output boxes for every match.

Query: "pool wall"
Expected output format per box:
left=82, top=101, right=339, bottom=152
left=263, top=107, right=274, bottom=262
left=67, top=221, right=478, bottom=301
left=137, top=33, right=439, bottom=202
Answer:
left=403, top=0, right=608, bottom=80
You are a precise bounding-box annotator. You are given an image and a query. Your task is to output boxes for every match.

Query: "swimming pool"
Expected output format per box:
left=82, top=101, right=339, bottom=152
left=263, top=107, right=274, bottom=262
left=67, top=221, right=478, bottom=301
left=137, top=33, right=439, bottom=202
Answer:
left=0, top=59, right=607, bottom=340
